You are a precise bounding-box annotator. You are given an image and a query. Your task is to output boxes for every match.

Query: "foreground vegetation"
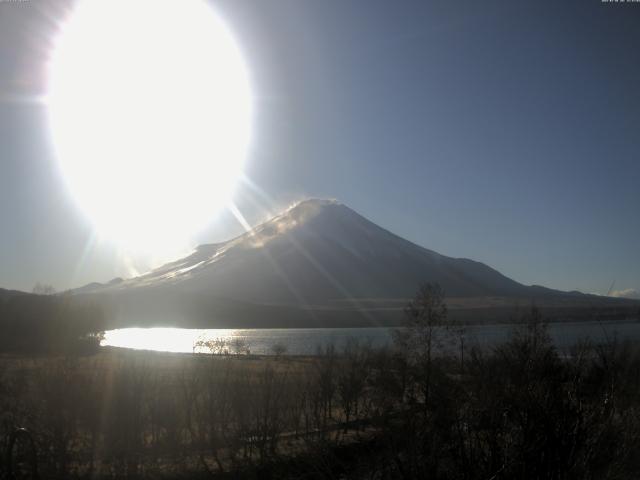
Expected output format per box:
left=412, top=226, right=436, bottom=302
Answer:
left=2, top=285, right=640, bottom=479
left=0, top=292, right=104, bottom=353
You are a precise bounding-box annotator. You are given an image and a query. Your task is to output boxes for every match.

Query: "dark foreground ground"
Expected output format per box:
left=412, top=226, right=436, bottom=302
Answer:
left=3, top=310, right=640, bottom=480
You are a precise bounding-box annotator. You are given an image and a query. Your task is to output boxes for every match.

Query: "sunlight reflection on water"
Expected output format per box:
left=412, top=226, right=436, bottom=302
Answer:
left=102, top=328, right=240, bottom=354
left=101, top=321, right=640, bottom=356
left=101, top=327, right=394, bottom=355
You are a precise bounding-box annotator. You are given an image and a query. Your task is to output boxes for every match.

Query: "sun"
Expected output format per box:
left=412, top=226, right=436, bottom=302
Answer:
left=47, top=0, right=252, bottom=253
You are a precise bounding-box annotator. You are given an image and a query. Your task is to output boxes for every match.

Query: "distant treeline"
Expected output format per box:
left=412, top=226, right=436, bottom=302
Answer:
left=2, top=285, right=640, bottom=479
left=0, top=292, right=105, bottom=353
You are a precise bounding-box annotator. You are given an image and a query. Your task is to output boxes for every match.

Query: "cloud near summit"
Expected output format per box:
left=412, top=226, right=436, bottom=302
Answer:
left=610, top=289, right=640, bottom=299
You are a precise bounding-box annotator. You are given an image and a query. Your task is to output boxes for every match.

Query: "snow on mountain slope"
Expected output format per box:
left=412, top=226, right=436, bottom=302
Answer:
left=84, top=198, right=541, bottom=305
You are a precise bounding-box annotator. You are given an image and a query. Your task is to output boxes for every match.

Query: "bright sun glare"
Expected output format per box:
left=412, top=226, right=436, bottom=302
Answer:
left=47, top=0, right=252, bottom=254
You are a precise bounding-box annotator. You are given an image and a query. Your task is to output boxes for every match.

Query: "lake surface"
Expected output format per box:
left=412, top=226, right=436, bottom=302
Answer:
left=102, top=320, right=640, bottom=355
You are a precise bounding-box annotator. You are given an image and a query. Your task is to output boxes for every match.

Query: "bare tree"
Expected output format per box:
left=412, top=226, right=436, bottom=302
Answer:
left=194, top=337, right=229, bottom=355
left=231, top=337, right=250, bottom=355
left=337, top=339, right=369, bottom=433
left=32, top=283, right=56, bottom=295
left=393, top=283, right=450, bottom=407
left=271, top=342, right=287, bottom=358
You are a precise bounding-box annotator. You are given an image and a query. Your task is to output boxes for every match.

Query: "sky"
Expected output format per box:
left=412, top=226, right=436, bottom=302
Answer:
left=0, top=0, right=639, bottom=297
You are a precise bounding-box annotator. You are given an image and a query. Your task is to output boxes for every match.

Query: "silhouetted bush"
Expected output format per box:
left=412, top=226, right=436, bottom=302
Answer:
left=0, top=293, right=105, bottom=354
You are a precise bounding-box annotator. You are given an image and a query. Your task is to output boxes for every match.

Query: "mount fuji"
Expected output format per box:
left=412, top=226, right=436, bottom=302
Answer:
left=76, top=199, right=630, bottom=327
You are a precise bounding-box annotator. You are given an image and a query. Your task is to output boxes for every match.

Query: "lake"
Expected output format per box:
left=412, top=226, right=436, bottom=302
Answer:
left=101, top=320, right=640, bottom=355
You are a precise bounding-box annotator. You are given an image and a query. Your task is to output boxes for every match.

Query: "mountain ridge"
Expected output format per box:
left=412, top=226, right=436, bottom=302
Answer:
left=76, top=199, right=533, bottom=297
left=73, top=198, right=599, bottom=301
left=65, top=199, right=639, bottom=328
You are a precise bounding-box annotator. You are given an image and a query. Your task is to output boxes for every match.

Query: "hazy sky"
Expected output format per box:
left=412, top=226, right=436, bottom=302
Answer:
left=1, top=0, right=639, bottom=297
